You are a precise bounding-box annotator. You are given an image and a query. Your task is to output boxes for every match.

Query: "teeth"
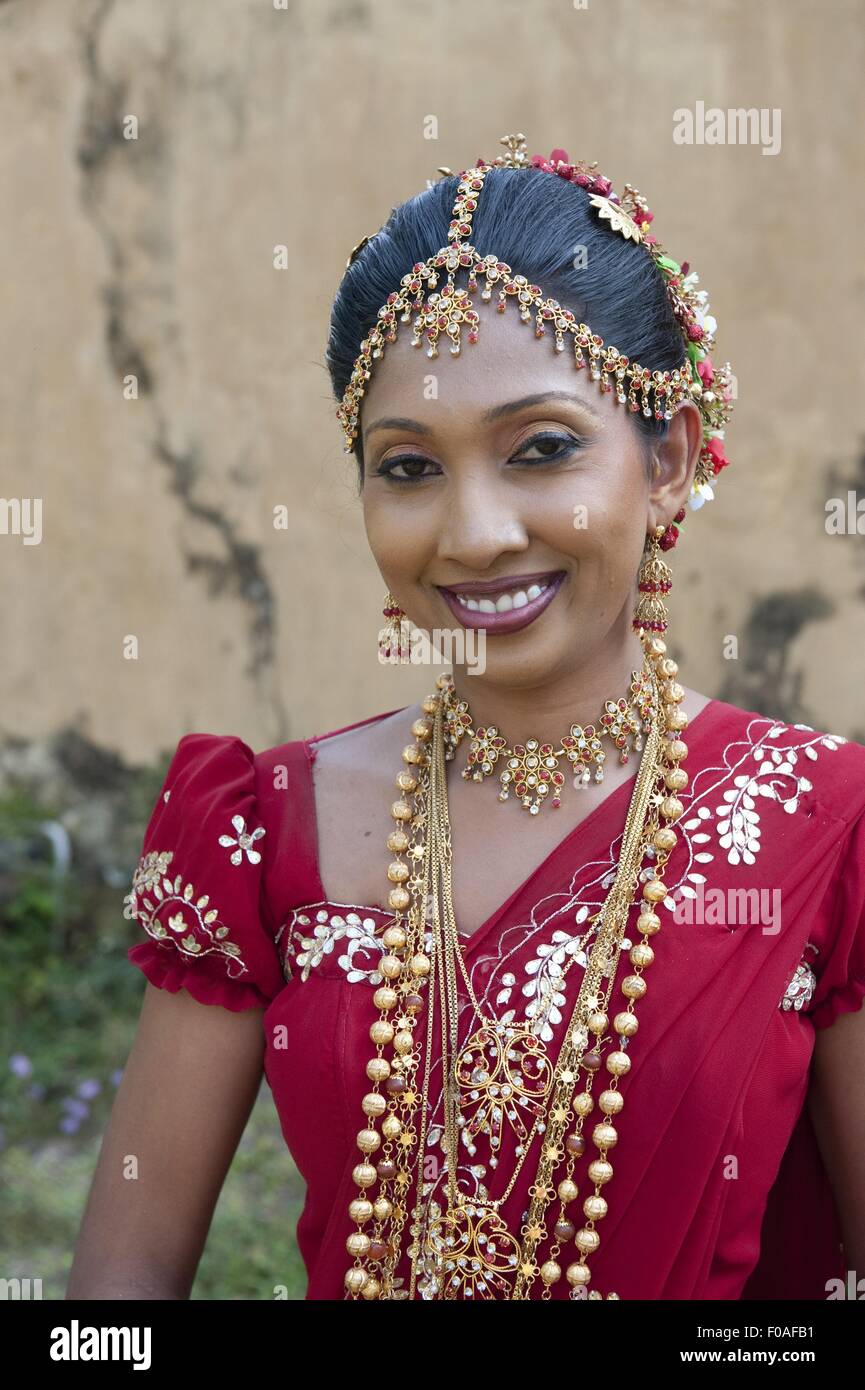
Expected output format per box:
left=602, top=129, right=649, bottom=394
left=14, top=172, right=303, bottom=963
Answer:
left=454, top=581, right=551, bottom=612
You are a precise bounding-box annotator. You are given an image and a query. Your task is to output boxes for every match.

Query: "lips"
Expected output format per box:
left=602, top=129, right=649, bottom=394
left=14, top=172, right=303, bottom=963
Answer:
left=435, top=571, right=567, bottom=635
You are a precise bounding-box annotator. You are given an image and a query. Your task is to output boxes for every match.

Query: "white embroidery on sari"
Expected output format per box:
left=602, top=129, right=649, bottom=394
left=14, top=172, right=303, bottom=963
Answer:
left=218, top=814, right=266, bottom=866
left=675, top=719, right=846, bottom=870
left=779, top=943, right=819, bottom=1011
left=287, top=908, right=391, bottom=984
left=277, top=714, right=850, bottom=1282
left=280, top=717, right=847, bottom=1014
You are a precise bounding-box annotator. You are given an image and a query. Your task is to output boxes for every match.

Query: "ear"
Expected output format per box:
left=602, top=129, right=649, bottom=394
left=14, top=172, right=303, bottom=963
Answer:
left=644, top=400, right=703, bottom=531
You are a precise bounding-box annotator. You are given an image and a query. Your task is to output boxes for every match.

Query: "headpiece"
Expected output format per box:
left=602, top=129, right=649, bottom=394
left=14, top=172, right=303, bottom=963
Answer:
left=336, top=133, right=734, bottom=546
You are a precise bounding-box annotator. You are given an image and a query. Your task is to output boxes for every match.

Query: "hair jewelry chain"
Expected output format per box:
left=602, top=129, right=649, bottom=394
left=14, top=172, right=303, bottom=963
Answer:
left=339, top=132, right=734, bottom=548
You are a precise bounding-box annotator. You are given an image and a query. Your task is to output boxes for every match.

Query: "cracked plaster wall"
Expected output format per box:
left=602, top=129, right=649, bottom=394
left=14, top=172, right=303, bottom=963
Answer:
left=0, top=0, right=863, bottom=767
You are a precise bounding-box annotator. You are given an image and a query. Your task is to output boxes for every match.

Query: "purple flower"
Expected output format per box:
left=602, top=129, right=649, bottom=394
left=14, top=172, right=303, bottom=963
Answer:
left=110, top=1069, right=123, bottom=1088
left=60, top=1115, right=81, bottom=1135
left=76, top=1079, right=101, bottom=1100
left=9, top=1053, right=32, bottom=1078
left=61, top=1098, right=89, bottom=1120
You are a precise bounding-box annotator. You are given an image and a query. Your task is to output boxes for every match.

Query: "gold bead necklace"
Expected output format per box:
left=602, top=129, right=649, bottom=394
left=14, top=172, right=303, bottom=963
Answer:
left=343, top=636, right=691, bottom=1301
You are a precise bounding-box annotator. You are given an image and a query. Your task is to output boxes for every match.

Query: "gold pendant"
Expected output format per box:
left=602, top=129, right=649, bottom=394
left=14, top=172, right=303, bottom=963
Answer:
left=417, top=1192, right=522, bottom=1299
left=457, top=1022, right=554, bottom=1153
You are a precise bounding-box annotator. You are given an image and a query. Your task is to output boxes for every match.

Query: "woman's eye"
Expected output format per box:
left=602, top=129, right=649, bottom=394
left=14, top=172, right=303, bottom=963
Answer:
left=373, top=455, right=440, bottom=483
left=373, top=431, right=585, bottom=484
left=512, top=431, right=585, bottom=463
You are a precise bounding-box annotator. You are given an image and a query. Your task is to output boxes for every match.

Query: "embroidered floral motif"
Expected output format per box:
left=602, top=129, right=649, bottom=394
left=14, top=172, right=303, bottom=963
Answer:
left=123, top=849, right=251, bottom=978
left=489, top=905, right=621, bottom=1043
left=289, top=908, right=393, bottom=984
left=280, top=721, right=847, bottom=1023
left=780, top=944, right=819, bottom=1012
left=218, top=815, right=266, bottom=866
left=658, top=718, right=845, bottom=1012
left=676, top=721, right=846, bottom=871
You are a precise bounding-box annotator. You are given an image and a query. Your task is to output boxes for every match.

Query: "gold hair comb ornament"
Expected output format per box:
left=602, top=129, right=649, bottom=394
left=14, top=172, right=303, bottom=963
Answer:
left=336, top=133, right=734, bottom=547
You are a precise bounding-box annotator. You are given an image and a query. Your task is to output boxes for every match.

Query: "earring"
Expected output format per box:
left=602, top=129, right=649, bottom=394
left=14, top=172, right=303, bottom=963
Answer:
left=632, top=525, right=673, bottom=637
left=378, top=592, right=411, bottom=662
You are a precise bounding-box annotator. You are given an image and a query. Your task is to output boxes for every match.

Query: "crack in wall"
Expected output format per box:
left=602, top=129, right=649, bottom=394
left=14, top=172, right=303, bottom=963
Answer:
left=153, top=423, right=278, bottom=690
left=825, top=441, right=865, bottom=598
left=75, top=0, right=288, bottom=744
left=717, top=587, right=836, bottom=726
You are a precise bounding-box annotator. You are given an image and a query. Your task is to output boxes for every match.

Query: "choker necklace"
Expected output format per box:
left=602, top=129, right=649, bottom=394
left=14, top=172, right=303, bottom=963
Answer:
left=438, top=667, right=654, bottom=814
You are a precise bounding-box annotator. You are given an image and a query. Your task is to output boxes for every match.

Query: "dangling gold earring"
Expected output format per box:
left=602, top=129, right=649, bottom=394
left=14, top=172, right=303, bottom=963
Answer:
left=378, top=591, right=410, bottom=662
left=632, top=525, right=673, bottom=638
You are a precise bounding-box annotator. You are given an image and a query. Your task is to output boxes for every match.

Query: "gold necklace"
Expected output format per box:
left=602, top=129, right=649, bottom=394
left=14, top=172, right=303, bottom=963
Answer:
left=412, top=655, right=669, bottom=1299
left=342, top=636, right=691, bottom=1301
left=410, top=706, right=605, bottom=1239
left=441, top=668, right=654, bottom=813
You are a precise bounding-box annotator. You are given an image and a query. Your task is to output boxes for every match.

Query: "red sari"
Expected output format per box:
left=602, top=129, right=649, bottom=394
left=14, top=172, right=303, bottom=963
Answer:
left=124, top=695, right=865, bottom=1300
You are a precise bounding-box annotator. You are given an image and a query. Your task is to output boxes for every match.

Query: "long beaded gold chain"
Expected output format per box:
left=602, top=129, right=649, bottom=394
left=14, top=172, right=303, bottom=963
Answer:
left=343, top=633, right=690, bottom=1301
left=422, top=699, right=601, bottom=1221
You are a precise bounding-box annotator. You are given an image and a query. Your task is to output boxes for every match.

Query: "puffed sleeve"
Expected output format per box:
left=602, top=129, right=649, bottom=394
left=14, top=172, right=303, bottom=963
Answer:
left=122, top=733, right=285, bottom=1012
left=809, top=804, right=865, bottom=1030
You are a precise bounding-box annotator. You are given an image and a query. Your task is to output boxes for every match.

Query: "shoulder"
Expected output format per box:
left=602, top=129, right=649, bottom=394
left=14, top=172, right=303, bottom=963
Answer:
left=124, top=732, right=285, bottom=1009
left=155, top=719, right=413, bottom=820
left=133, top=732, right=272, bottom=881
left=256, top=703, right=424, bottom=784
left=160, top=708, right=426, bottom=852
left=147, top=732, right=262, bottom=832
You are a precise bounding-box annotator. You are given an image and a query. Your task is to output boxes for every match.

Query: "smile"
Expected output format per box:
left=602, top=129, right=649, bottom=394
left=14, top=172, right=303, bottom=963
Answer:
left=435, top=571, right=567, bottom=634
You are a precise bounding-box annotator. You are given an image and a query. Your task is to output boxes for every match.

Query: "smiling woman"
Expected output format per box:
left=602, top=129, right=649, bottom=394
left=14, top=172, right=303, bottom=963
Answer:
left=78, top=133, right=865, bottom=1306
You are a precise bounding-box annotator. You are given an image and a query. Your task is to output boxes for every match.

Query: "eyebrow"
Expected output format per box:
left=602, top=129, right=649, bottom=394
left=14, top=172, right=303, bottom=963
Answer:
left=364, top=390, right=601, bottom=439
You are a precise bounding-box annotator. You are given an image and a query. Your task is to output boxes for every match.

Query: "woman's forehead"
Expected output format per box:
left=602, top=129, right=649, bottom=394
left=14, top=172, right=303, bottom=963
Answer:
left=361, top=304, right=608, bottom=438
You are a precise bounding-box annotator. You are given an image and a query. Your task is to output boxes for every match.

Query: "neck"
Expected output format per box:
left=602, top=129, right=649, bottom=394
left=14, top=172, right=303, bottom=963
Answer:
left=448, top=630, right=650, bottom=745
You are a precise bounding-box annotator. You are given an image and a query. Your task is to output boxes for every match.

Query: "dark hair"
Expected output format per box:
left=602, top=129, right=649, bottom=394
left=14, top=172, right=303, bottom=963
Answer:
left=325, top=166, right=684, bottom=481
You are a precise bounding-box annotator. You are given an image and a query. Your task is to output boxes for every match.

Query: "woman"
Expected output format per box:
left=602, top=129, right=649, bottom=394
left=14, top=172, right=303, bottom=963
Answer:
left=69, top=135, right=865, bottom=1301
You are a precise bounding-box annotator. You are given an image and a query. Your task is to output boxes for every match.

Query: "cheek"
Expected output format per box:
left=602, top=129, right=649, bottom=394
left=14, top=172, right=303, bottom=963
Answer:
left=362, top=493, right=432, bottom=577
left=539, top=465, right=644, bottom=559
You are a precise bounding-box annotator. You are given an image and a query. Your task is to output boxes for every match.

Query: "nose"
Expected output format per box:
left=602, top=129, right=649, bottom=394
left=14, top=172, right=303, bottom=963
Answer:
left=435, top=467, right=530, bottom=571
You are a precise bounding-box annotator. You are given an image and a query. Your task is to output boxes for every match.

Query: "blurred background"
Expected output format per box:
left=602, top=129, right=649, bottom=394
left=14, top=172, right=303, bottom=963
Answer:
left=0, top=0, right=862, bottom=1298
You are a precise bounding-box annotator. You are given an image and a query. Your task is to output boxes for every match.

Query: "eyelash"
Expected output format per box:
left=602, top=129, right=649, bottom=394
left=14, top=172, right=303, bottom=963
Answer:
left=373, top=431, right=587, bottom=484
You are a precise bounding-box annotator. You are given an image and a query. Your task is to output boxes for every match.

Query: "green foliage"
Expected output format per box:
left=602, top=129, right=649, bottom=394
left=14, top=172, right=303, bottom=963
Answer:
left=0, top=776, right=307, bottom=1299
left=0, top=1094, right=308, bottom=1300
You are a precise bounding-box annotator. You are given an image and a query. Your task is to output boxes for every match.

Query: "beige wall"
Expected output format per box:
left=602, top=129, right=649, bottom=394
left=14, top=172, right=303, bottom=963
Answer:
left=1, top=0, right=864, bottom=764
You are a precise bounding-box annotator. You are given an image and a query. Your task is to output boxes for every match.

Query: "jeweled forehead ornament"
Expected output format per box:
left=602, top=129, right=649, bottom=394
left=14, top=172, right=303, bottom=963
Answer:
left=337, top=133, right=734, bottom=541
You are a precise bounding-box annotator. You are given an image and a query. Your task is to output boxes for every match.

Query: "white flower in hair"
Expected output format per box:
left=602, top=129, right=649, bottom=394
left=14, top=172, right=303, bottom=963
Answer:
left=689, top=480, right=715, bottom=510
left=695, top=306, right=717, bottom=337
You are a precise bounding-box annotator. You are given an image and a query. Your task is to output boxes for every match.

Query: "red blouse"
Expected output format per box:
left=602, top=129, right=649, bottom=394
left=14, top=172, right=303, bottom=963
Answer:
left=124, top=696, right=865, bottom=1300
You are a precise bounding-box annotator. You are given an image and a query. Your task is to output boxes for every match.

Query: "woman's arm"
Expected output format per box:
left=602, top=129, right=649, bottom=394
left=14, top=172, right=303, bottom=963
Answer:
left=66, top=982, right=267, bottom=1299
left=808, top=1004, right=865, bottom=1276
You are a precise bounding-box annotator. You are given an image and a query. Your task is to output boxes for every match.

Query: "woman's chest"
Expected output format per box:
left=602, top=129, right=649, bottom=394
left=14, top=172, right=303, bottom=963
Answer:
left=263, top=892, right=820, bottom=1192
left=309, top=734, right=641, bottom=942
